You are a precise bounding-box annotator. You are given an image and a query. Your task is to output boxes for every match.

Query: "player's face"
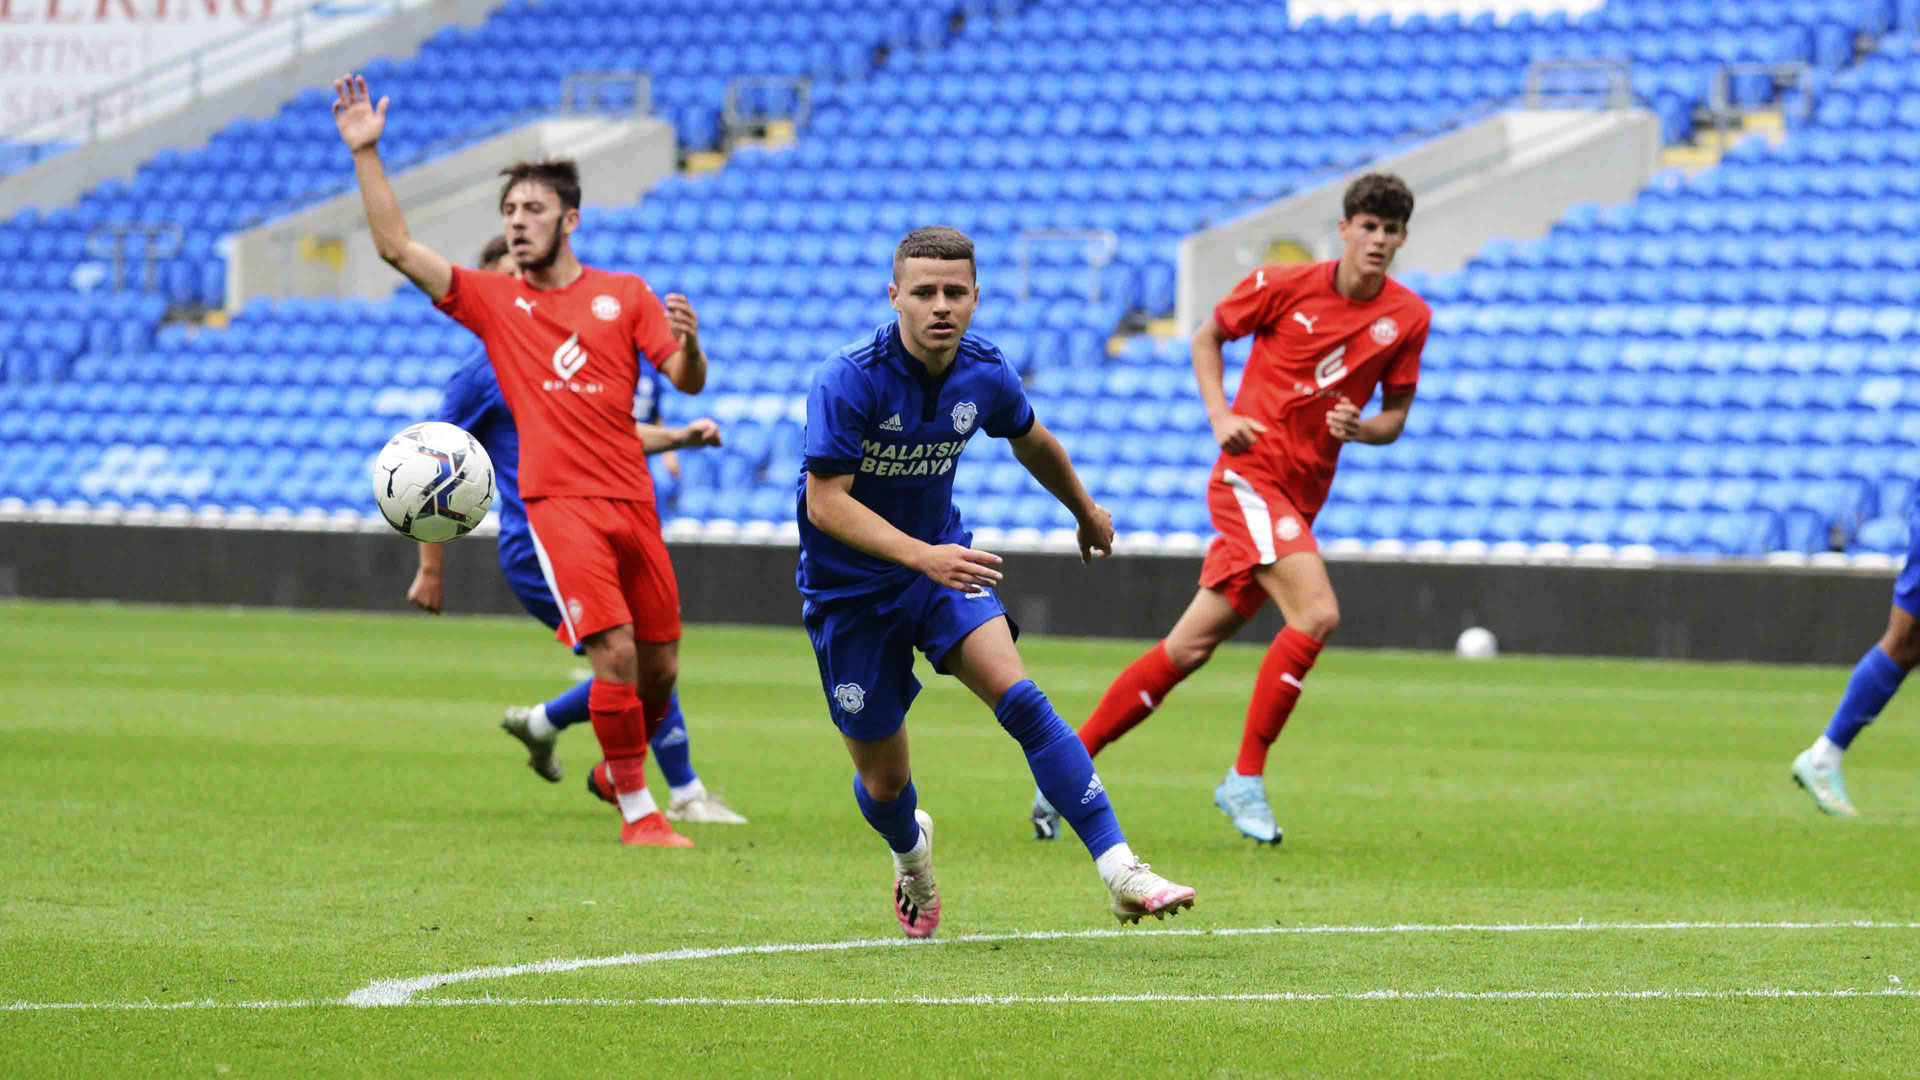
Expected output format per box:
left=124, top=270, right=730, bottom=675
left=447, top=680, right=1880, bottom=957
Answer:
left=889, top=258, right=978, bottom=358
left=500, top=181, right=577, bottom=272
left=1338, top=213, right=1408, bottom=275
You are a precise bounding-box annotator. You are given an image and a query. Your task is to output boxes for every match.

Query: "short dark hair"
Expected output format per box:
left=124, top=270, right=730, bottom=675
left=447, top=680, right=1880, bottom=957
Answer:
left=1342, top=173, right=1415, bottom=225
left=893, top=226, right=976, bottom=281
left=498, top=159, right=581, bottom=213
left=477, top=235, right=510, bottom=267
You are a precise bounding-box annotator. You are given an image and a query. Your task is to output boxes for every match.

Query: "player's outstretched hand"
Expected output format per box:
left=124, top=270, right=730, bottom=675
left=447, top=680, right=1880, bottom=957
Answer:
left=915, top=543, right=1004, bottom=593
left=1325, top=398, right=1363, bottom=442
left=331, top=74, right=388, bottom=152
left=1076, top=504, right=1114, bottom=565
left=1211, top=411, right=1268, bottom=454
left=407, top=566, right=443, bottom=615
left=664, top=293, right=699, bottom=344
left=681, top=417, right=722, bottom=449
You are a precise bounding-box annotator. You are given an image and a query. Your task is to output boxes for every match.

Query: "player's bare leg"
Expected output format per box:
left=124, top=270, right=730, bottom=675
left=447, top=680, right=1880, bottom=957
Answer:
left=582, top=624, right=690, bottom=847
left=1214, top=553, right=1338, bottom=845
left=1036, top=588, right=1250, bottom=838
left=842, top=727, right=939, bottom=937
left=951, top=617, right=1195, bottom=923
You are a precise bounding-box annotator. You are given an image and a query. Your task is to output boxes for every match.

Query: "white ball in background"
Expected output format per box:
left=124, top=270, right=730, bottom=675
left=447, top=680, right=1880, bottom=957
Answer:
left=1455, top=626, right=1498, bottom=660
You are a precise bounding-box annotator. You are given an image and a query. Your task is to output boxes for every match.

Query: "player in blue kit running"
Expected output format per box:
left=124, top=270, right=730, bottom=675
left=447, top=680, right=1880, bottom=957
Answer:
left=405, top=238, right=747, bottom=825
left=1793, top=482, right=1920, bottom=817
left=797, top=227, right=1195, bottom=937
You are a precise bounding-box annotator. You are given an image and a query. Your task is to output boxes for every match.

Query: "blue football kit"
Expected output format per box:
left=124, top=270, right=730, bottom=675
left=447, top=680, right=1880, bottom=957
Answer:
left=1813, top=485, right=1920, bottom=765
left=434, top=348, right=694, bottom=786
left=796, top=322, right=1126, bottom=864
left=796, top=322, right=1035, bottom=739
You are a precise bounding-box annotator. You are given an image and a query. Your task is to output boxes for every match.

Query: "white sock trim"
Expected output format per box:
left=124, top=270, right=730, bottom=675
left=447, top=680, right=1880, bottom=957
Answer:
left=1094, top=842, right=1138, bottom=886
left=615, top=785, right=659, bottom=824
left=891, top=826, right=931, bottom=875
left=525, top=703, right=557, bottom=741
left=1810, top=735, right=1845, bottom=770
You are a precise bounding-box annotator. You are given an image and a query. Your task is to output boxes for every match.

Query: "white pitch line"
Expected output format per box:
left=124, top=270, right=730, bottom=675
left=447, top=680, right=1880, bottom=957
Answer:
left=10, top=988, right=1917, bottom=1012
left=343, top=920, right=1920, bottom=1007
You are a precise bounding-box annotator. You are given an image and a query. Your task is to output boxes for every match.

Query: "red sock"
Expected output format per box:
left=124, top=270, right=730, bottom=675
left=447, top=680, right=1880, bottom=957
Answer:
left=1079, top=640, right=1190, bottom=757
left=588, top=679, right=650, bottom=795
left=641, top=695, right=671, bottom=744
left=1235, top=627, right=1324, bottom=776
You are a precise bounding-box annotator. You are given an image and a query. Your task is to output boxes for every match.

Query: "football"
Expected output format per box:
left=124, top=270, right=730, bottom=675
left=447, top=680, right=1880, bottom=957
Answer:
left=370, top=421, right=495, bottom=542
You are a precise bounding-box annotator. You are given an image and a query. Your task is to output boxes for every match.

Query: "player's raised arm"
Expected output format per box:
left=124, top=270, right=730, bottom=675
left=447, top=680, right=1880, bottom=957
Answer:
left=332, top=75, right=453, bottom=301
left=804, top=471, right=1003, bottom=592
left=1010, top=420, right=1113, bottom=565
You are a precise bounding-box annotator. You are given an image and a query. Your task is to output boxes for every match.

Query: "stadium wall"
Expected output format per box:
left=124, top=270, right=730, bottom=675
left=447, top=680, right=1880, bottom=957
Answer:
left=226, top=114, right=678, bottom=307
left=0, top=522, right=1894, bottom=665
left=1176, top=107, right=1660, bottom=333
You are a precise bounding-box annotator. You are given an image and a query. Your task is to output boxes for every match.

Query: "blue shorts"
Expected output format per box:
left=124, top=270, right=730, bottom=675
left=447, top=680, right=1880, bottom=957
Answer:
left=1896, top=502, right=1920, bottom=617
left=802, top=575, right=1019, bottom=741
left=501, top=540, right=587, bottom=655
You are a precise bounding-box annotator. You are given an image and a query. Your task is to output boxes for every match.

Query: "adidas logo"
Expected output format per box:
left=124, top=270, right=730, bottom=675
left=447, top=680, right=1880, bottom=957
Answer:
left=879, top=413, right=904, bottom=432
left=1079, top=772, right=1106, bottom=805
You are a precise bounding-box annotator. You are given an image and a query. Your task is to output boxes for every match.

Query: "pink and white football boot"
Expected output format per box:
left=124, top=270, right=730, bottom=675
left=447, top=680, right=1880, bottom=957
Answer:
left=1108, top=860, right=1196, bottom=925
left=892, top=810, right=941, bottom=939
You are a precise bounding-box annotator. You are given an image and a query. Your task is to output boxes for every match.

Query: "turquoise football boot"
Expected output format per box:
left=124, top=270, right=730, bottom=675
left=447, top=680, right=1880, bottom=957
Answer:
left=1213, top=770, right=1283, bottom=844
left=1792, top=749, right=1860, bottom=818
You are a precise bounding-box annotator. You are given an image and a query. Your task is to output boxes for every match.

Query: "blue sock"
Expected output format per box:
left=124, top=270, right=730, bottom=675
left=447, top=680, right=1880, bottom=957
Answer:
left=995, top=679, right=1126, bottom=859
left=1825, top=645, right=1909, bottom=749
left=649, top=688, right=697, bottom=789
left=544, top=678, right=593, bottom=731
left=854, top=775, right=921, bottom=854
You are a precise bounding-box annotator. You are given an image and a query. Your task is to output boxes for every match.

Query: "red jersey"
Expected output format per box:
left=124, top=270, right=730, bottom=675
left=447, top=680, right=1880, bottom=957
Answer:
left=435, top=265, right=681, bottom=502
left=1211, top=260, right=1428, bottom=514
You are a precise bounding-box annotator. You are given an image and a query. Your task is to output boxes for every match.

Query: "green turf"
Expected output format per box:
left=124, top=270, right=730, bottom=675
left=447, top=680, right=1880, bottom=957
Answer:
left=2, top=598, right=1916, bottom=1077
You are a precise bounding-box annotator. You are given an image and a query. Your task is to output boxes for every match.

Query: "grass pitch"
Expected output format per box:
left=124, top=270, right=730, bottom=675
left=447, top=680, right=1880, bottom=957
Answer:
left=2, top=598, right=1916, bottom=1077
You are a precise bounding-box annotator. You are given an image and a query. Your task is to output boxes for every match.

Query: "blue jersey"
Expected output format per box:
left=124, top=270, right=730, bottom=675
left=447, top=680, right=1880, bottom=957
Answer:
left=796, top=323, right=1035, bottom=602
left=436, top=347, right=666, bottom=585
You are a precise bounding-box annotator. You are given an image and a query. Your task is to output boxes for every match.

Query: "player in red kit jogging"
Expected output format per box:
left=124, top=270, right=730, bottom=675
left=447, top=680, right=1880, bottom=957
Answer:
left=1031, top=174, right=1428, bottom=846
left=333, top=75, right=708, bottom=847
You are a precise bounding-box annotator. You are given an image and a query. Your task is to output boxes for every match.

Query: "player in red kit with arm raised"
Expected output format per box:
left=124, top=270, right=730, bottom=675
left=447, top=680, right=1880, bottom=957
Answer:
left=333, top=75, right=708, bottom=846
left=1031, top=174, right=1429, bottom=846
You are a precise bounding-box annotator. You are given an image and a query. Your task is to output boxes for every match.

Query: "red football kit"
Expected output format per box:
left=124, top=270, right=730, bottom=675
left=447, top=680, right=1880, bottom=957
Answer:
left=1200, top=260, right=1429, bottom=617
left=435, top=264, right=685, bottom=644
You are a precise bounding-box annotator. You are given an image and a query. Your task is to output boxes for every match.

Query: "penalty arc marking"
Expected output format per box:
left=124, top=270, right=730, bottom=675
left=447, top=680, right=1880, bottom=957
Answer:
left=341, top=920, right=1920, bottom=1008
left=7, top=921, right=1916, bottom=1012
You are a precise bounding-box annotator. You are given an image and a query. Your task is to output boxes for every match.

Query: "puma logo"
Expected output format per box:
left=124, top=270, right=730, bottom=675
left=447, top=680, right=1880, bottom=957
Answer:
left=1292, top=311, right=1319, bottom=334
left=514, top=297, right=536, bottom=316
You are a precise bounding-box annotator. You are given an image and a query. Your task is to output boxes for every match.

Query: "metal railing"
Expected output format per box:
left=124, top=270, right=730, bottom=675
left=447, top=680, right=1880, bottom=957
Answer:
left=562, top=71, right=654, bottom=116
left=0, top=0, right=416, bottom=163
left=86, top=224, right=185, bottom=294
left=1015, top=229, right=1118, bottom=304
left=1707, top=62, right=1816, bottom=144
left=721, top=76, right=814, bottom=138
left=1524, top=59, right=1635, bottom=110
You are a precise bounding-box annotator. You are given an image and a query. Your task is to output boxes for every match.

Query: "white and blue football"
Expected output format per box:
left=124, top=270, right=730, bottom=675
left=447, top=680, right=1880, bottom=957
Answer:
left=370, top=421, right=495, bottom=542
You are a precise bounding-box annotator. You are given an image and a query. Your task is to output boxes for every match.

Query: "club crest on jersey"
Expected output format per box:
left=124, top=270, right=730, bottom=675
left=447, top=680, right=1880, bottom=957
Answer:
left=552, top=333, right=588, bottom=379
left=1371, top=317, right=1399, bottom=345
left=1275, top=516, right=1302, bottom=541
left=951, top=401, right=978, bottom=434
left=833, top=682, right=866, bottom=715
left=592, top=295, right=621, bottom=321
left=567, top=598, right=585, bottom=624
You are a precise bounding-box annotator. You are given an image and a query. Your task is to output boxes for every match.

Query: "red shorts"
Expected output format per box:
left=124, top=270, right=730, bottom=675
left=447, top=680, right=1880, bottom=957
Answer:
left=524, top=495, right=681, bottom=646
left=1198, top=466, right=1319, bottom=620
